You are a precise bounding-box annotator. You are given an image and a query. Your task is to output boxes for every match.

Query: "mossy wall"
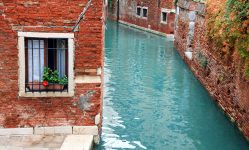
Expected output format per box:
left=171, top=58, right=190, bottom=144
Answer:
left=174, top=0, right=249, bottom=141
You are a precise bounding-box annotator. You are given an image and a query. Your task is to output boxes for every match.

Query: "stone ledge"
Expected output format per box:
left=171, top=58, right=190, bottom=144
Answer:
left=0, top=128, right=33, bottom=136
left=34, top=126, right=73, bottom=135
left=73, top=126, right=98, bottom=135
left=75, top=75, right=101, bottom=84
left=0, top=135, right=93, bottom=150
left=118, top=20, right=174, bottom=40
left=0, top=126, right=99, bottom=137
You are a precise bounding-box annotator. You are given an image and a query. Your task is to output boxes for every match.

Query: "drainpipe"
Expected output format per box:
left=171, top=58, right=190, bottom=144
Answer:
left=117, top=0, right=120, bottom=21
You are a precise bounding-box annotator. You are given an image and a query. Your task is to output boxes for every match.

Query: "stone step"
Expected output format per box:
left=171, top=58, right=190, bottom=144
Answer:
left=60, top=135, right=93, bottom=150
left=0, top=135, right=93, bottom=150
left=0, top=135, right=65, bottom=149
left=0, top=146, right=59, bottom=150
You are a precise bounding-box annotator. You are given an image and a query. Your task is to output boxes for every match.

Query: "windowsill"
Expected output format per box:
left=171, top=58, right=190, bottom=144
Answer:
left=19, top=91, right=74, bottom=98
left=136, top=15, right=147, bottom=19
left=161, top=21, right=167, bottom=24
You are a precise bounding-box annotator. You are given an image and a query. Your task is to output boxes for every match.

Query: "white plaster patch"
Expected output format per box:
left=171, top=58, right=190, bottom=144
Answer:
left=94, top=135, right=100, bottom=144
left=95, top=113, right=101, bottom=125
left=97, top=67, right=102, bottom=75
left=188, top=11, right=196, bottom=21
left=185, top=52, right=193, bottom=60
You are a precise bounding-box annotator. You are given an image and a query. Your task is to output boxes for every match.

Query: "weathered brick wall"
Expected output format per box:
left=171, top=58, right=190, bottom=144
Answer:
left=109, top=0, right=175, bottom=34
left=174, top=0, right=249, bottom=140
left=0, top=0, right=104, bottom=129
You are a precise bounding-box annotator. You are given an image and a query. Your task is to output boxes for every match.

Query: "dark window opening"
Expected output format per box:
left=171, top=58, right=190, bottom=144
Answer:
left=25, top=38, right=68, bottom=92
left=162, top=12, right=167, bottom=22
left=143, top=8, right=148, bottom=18
left=137, top=7, right=141, bottom=16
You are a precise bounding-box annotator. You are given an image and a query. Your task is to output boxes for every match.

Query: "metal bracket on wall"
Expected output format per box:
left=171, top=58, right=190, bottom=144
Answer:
left=72, top=0, right=93, bottom=32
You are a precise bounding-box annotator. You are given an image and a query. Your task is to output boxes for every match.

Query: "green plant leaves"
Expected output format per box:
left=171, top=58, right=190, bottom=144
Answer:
left=207, top=0, right=249, bottom=77
left=42, top=67, right=68, bottom=85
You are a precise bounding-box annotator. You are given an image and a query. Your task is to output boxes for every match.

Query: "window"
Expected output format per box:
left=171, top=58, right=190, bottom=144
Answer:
left=142, top=7, right=148, bottom=18
left=161, top=12, right=168, bottom=23
left=25, top=38, right=68, bottom=92
left=136, top=6, right=141, bottom=16
left=18, top=32, right=75, bottom=97
left=136, top=6, right=148, bottom=19
left=161, top=8, right=174, bottom=24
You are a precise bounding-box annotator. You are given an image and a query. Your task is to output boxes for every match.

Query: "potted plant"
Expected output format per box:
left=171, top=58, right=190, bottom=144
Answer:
left=42, top=67, right=68, bottom=90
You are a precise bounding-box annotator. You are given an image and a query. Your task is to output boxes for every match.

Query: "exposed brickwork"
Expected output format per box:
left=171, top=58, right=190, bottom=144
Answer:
left=0, top=0, right=104, bottom=129
left=109, top=0, right=175, bottom=34
left=174, top=0, right=249, bottom=141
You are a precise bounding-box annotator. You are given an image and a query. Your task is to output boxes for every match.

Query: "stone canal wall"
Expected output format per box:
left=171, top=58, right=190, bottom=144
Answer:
left=0, top=0, right=104, bottom=134
left=109, top=0, right=175, bottom=35
left=174, top=0, right=249, bottom=140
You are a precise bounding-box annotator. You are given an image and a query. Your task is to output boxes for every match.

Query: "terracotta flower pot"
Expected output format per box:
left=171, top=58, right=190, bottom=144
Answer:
left=45, top=84, right=65, bottom=90
left=27, top=82, right=65, bottom=91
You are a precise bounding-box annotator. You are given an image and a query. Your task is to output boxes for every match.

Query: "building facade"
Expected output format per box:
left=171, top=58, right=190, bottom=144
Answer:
left=0, top=0, right=104, bottom=138
left=109, top=0, right=175, bottom=35
left=174, top=0, right=249, bottom=140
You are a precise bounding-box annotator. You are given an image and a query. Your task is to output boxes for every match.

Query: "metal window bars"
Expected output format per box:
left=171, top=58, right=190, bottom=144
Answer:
left=25, top=38, right=68, bottom=93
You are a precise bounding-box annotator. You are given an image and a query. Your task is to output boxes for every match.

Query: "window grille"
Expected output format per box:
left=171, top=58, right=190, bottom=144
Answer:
left=25, top=38, right=68, bottom=92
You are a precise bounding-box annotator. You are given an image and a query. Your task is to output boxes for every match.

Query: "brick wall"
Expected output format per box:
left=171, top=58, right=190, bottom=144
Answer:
left=0, top=0, right=104, bottom=129
left=174, top=0, right=249, bottom=141
left=109, top=0, right=175, bottom=34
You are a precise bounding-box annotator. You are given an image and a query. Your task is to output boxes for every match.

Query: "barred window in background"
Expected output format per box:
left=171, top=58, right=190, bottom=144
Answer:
left=142, top=8, right=148, bottom=18
left=136, top=6, right=141, bottom=16
left=161, top=12, right=168, bottom=23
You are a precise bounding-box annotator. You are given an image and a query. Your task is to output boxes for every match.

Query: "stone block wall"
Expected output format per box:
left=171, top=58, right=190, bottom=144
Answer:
left=174, top=0, right=249, bottom=140
left=109, top=0, right=175, bottom=34
left=0, top=0, right=104, bottom=131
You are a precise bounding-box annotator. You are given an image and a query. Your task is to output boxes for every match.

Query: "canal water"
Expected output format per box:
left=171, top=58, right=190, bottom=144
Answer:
left=95, top=21, right=249, bottom=150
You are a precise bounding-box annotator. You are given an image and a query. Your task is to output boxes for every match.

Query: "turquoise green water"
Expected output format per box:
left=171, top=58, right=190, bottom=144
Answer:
left=95, top=21, right=249, bottom=150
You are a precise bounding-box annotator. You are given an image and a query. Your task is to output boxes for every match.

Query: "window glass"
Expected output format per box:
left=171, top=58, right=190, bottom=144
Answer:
left=143, top=8, right=148, bottom=17
left=162, top=12, right=167, bottom=22
left=57, top=39, right=66, bottom=78
left=28, top=39, right=44, bottom=82
left=137, top=7, right=141, bottom=16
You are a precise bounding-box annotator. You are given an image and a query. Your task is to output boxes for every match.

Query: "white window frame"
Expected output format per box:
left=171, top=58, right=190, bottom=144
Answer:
left=142, top=7, right=148, bottom=19
left=136, top=6, right=142, bottom=17
left=161, top=8, right=173, bottom=24
left=18, top=32, right=75, bottom=97
left=161, top=11, right=168, bottom=24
